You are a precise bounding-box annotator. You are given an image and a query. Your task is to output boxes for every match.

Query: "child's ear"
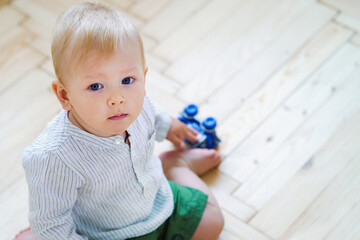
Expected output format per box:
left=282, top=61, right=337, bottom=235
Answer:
left=144, top=66, right=148, bottom=80
left=144, top=66, right=148, bottom=95
left=52, top=80, right=72, bottom=110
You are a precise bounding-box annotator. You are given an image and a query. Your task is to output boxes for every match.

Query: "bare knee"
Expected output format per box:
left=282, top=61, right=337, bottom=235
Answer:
left=192, top=202, right=224, bottom=240
left=212, top=206, right=225, bottom=236
left=159, top=151, right=188, bottom=178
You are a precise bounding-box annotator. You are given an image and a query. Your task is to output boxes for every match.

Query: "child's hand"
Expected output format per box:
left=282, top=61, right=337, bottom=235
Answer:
left=166, top=118, right=198, bottom=150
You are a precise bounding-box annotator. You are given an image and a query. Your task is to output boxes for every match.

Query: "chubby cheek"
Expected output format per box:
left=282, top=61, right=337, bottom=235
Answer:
left=85, top=101, right=106, bottom=116
left=131, top=90, right=145, bottom=114
left=71, top=94, right=106, bottom=117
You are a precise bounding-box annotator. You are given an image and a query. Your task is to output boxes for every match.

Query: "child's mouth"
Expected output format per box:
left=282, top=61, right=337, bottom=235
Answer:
left=108, top=114, right=128, bottom=120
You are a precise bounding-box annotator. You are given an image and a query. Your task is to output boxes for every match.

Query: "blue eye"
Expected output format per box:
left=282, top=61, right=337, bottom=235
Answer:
left=88, top=83, right=103, bottom=91
left=122, top=77, right=134, bottom=85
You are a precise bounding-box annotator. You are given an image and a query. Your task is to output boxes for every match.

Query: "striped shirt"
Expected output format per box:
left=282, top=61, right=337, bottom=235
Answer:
left=23, top=97, right=174, bottom=240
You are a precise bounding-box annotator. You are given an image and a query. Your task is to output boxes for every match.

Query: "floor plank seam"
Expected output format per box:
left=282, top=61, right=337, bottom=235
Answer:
left=333, top=19, right=359, bottom=34
left=9, top=2, right=30, bottom=20
left=39, top=62, right=55, bottom=78
left=0, top=60, right=45, bottom=96
left=147, top=52, right=173, bottom=72
left=318, top=0, right=341, bottom=13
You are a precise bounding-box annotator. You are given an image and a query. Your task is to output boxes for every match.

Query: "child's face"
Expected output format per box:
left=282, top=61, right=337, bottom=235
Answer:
left=60, top=40, right=146, bottom=137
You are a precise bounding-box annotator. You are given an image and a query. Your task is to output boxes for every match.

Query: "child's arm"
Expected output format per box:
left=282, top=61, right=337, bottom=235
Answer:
left=146, top=96, right=172, bottom=142
left=23, top=150, right=87, bottom=240
left=145, top=96, right=197, bottom=149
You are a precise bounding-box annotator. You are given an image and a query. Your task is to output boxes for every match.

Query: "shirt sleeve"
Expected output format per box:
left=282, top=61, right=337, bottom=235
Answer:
left=145, top=96, right=172, bottom=141
left=23, top=149, right=87, bottom=240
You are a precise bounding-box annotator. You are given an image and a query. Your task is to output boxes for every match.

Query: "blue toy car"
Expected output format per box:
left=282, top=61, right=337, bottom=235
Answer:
left=178, top=104, right=221, bottom=149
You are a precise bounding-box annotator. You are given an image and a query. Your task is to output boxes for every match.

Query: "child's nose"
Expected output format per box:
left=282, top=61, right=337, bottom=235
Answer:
left=107, top=95, right=125, bottom=106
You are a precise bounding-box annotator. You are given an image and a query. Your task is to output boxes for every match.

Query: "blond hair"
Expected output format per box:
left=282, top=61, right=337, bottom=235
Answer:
left=51, top=2, right=145, bottom=82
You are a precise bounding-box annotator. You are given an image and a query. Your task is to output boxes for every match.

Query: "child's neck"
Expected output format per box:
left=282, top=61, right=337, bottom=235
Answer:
left=67, top=110, right=130, bottom=144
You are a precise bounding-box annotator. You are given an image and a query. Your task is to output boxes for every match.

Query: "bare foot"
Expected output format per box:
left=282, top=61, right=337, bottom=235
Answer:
left=160, top=148, right=222, bottom=176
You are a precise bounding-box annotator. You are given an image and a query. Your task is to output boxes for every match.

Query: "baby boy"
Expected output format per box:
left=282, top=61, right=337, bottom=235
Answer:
left=22, top=2, right=224, bottom=240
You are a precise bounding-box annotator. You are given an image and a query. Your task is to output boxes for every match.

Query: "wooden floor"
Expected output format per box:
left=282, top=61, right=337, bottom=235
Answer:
left=1, top=0, right=360, bottom=239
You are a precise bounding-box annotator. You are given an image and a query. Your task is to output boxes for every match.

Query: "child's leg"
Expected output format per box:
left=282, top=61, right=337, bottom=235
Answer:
left=159, top=149, right=224, bottom=240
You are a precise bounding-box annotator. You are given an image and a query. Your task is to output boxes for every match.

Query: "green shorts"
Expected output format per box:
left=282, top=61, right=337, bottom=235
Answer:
left=128, top=181, right=208, bottom=240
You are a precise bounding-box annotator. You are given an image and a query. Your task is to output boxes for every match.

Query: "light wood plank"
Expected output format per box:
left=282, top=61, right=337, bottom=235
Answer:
left=222, top=211, right=271, bottom=240
left=219, top=230, right=241, bottom=240
left=0, top=68, right=54, bottom=125
left=23, top=17, right=53, bottom=42
left=13, top=0, right=56, bottom=40
left=171, top=0, right=311, bottom=102
left=0, top=6, right=24, bottom=36
left=324, top=201, right=360, bottom=240
left=219, top=29, right=354, bottom=183
left=142, top=34, right=157, bottom=53
left=40, top=58, right=55, bottom=76
left=352, top=34, right=360, bottom=46
left=141, top=0, right=208, bottom=41
left=336, top=13, right=360, bottom=32
left=216, top=23, right=352, bottom=159
left=249, top=105, right=360, bottom=239
left=30, top=0, right=131, bottom=21
left=232, top=43, right=360, bottom=209
left=146, top=53, right=168, bottom=72
left=28, top=0, right=84, bottom=15
left=153, top=0, right=242, bottom=61
left=146, top=68, right=181, bottom=95
left=30, top=36, right=51, bottom=58
left=145, top=85, right=184, bottom=120
left=166, top=0, right=283, bottom=84
left=130, top=0, right=170, bottom=21
left=320, top=0, right=360, bottom=19
left=198, top=3, right=335, bottom=123
left=212, top=189, right=255, bottom=222
left=280, top=153, right=360, bottom=239
left=0, top=27, right=43, bottom=94
left=201, top=169, right=239, bottom=194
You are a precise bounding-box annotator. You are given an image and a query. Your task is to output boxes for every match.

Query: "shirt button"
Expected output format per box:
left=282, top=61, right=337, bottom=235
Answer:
left=114, top=138, right=122, bottom=145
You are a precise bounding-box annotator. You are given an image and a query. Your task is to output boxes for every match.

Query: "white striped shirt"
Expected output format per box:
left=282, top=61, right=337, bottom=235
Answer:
left=23, top=97, right=174, bottom=240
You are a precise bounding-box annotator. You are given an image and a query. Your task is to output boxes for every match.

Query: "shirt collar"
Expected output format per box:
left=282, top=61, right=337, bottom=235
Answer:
left=60, top=110, right=133, bottom=149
